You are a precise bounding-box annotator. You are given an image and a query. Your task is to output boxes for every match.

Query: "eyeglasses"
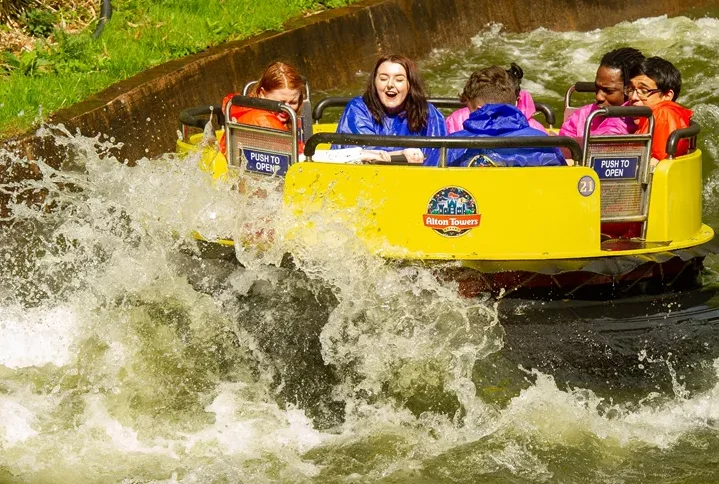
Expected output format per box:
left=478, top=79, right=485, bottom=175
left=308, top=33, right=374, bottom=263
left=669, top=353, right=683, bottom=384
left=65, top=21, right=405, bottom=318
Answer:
left=624, top=87, right=662, bottom=100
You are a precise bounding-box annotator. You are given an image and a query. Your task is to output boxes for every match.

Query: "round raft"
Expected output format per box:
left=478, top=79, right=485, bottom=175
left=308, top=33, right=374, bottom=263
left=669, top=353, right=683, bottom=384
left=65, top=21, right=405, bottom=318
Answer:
left=177, top=95, right=716, bottom=299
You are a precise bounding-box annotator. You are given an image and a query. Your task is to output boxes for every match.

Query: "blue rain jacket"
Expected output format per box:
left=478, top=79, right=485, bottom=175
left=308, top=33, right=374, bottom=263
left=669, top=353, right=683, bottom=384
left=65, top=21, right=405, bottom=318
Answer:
left=447, top=104, right=566, bottom=167
left=334, top=96, right=447, bottom=166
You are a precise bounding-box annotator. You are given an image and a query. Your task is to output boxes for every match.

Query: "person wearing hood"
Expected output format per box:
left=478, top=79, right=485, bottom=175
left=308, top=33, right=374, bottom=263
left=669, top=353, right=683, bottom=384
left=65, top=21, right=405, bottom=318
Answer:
left=334, top=54, right=447, bottom=165
left=446, top=66, right=566, bottom=167
left=446, top=63, right=546, bottom=134
left=627, top=56, right=693, bottom=162
left=559, top=47, right=645, bottom=138
left=219, top=61, right=304, bottom=154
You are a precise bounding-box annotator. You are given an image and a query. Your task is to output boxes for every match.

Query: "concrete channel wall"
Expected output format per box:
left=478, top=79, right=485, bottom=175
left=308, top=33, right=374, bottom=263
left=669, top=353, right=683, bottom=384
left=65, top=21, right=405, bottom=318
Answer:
left=3, top=0, right=718, bottom=165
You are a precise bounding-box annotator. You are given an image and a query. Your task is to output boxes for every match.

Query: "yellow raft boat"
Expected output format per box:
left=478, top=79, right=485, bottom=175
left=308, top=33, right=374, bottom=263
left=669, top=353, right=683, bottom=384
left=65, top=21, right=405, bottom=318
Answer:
left=177, top=94, right=715, bottom=299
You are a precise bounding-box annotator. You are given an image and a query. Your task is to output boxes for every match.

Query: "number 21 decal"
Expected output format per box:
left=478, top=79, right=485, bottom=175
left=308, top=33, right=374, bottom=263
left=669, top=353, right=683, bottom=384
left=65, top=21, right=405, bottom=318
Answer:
left=578, top=175, right=595, bottom=197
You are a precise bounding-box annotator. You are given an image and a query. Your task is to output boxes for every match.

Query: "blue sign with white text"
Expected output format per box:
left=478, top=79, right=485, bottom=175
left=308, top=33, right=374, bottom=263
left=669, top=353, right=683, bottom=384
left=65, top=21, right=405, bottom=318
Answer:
left=593, top=157, right=639, bottom=179
left=243, top=149, right=289, bottom=177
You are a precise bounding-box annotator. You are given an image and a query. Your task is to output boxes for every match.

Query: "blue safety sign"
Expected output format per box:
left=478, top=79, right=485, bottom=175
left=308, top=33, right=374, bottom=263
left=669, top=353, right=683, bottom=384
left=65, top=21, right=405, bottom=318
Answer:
left=592, top=156, right=639, bottom=179
left=243, top=149, right=289, bottom=176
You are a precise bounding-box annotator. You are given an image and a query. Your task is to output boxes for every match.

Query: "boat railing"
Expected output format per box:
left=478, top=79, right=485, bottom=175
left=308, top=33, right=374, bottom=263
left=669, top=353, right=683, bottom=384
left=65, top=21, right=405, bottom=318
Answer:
left=581, top=105, right=654, bottom=235
left=179, top=105, right=224, bottom=141
left=563, top=81, right=596, bottom=121
left=311, top=96, right=557, bottom=129
left=667, top=120, right=701, bottom=159
left=224, top=95, right=299, bottom=177
left=303, top=132, right=582, bottom=167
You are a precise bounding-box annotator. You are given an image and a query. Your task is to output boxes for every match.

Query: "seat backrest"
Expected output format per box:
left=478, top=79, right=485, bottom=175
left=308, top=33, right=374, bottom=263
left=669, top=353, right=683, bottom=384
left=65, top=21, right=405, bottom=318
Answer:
left=580, top=106, right=655, bottom=236
left=224, top=96, right=299, bottom=178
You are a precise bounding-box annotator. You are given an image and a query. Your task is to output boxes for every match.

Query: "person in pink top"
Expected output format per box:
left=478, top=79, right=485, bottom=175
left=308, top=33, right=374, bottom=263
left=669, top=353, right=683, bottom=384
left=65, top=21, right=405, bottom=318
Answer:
left=559, top=47, right=645, bottom=138
left=446, top=63, right=545, bottom=133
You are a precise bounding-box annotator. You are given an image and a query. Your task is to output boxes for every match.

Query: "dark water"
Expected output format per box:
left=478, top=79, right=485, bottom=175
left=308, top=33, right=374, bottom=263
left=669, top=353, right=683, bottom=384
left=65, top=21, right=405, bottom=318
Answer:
left=2, top=13, right=719, bottom=483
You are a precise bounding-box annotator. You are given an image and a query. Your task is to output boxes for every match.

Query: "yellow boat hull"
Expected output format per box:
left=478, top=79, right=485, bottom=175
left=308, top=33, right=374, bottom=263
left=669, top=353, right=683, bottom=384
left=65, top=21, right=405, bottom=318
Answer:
left=283, top=150, right=712, bottom=260
left=177, top=124, right=714, bottom=298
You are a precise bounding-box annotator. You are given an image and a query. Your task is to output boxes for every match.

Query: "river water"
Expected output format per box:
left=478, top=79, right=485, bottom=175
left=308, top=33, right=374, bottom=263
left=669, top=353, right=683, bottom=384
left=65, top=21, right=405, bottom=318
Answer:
left=2, top=12, right=719, bottom=483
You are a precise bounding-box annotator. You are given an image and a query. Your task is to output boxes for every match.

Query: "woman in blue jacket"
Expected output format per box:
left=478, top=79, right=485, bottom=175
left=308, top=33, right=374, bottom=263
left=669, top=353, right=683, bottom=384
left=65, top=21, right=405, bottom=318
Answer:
left=447, top=66, right=565, bottom=167
left=335, top=54, right=447, bottom=165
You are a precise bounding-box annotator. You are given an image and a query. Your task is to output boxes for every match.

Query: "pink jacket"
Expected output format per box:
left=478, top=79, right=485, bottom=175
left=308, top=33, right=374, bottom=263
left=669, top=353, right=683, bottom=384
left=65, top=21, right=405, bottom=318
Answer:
left=559, top=103, right=637, bottom=138
left=446, top=90, right=546, bottom=134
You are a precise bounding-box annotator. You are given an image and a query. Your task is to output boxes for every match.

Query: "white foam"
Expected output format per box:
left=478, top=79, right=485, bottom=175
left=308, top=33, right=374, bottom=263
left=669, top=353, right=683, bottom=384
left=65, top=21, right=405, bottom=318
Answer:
left=0, top=398, right=39, bottom=447
left=0, top=305, right=77, bottom=368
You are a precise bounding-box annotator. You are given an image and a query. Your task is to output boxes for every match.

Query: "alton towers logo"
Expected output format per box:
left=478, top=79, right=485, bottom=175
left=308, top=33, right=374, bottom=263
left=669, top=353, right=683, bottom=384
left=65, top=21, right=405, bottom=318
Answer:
left=422, top=187, right=481, bottom=237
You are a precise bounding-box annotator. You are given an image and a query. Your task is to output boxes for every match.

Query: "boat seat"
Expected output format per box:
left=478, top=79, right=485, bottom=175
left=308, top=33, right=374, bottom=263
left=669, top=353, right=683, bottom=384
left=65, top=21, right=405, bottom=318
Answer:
left=224, top=95, right=300, bottom=178
left=579, top=106, right=655, bottom=239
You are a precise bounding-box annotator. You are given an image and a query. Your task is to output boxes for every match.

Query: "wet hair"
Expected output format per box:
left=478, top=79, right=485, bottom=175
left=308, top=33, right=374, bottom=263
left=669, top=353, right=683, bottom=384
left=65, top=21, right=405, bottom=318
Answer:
left=460, top=66, right=517, bottom=107
left=599, top=47, right=645, bottom=86
left=363, top=54, right=429, bottom=133
left=628, top=56, right=682, bottom=100
left=252, top=61, right=305, bottom=107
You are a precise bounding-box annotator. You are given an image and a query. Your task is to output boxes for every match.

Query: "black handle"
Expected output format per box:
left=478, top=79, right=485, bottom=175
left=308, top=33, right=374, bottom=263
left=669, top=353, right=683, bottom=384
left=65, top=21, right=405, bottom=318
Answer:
left=389, top=153, right=408, bottom=163
left=666, top=120, right=701, bottom=157
left=179, top=105, right=224, bottom=129
left=598, top=106, right=652, bottom=118
left=304, top=133, right=582, bottom=161
left=231, top=95, right=285, bottom=113
left=573, top=82, right=597, bottom=93
left=428, top=98, right=465, bottom=110
left=534, top=102, right=555, bottom=126
left=312, top=97, right=353, bottom=121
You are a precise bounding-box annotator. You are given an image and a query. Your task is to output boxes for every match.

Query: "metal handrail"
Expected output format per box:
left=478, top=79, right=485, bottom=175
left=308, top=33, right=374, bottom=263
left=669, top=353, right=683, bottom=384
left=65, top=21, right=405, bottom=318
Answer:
left=179, top=105, right=224, bottom=140
left=534, top=102, right=555, bottom=128
left=582, top=105, right=653, bottom=165
left=304, top=132, right=582, bottom=167
left=667, top=120, right=701, bottom=159
left=564, top=81, right=596, bottom=110
left=226, top=95, right=299, bottom=166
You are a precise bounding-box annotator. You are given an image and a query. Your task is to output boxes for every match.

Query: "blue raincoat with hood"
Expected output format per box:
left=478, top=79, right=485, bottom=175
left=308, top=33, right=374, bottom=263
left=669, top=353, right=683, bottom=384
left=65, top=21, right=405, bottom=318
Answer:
left=334, top=96, right=447, bottom=166
left=447, top=104, right=566, bottom=167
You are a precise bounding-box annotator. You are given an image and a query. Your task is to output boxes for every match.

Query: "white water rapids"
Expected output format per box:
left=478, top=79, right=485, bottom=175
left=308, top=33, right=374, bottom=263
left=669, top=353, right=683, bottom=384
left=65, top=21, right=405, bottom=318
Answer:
left=2, top=13, right=719, bottom=483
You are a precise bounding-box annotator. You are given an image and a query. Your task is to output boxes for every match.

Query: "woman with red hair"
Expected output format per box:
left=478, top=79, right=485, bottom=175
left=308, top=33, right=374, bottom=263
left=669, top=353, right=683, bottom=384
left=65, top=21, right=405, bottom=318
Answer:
left=219, top=61, right=305, bottom=154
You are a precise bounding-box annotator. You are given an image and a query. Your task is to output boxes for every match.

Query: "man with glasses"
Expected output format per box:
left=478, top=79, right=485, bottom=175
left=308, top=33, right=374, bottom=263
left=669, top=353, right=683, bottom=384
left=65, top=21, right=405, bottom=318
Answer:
left=627, top=56, right=693, bottom=162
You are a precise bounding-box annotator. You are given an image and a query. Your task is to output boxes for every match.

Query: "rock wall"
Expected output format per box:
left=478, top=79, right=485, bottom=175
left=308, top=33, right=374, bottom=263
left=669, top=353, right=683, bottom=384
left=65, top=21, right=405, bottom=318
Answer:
left=3, top=0, right=717, bottom=164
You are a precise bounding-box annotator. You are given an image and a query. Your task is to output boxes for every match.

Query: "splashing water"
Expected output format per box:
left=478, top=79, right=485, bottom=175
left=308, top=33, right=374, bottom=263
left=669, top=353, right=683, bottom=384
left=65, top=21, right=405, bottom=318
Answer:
left=3, top=13, right=719, bottom=483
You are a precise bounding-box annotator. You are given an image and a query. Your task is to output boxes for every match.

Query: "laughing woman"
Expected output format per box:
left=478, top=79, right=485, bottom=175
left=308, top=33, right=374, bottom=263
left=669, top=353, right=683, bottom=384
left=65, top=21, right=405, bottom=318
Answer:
left=335, top=54, right=447, bottom=165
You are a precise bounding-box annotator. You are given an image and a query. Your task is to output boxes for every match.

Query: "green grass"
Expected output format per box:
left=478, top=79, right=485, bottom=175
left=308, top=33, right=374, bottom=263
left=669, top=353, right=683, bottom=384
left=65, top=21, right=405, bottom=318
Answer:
left=0, top=0, right=358, bottom=139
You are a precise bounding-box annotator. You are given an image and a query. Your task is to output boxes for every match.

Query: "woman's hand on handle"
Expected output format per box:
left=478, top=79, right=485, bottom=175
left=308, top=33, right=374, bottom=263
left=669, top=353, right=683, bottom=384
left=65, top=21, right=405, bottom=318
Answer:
left=402, top=148, right=424, bottom=164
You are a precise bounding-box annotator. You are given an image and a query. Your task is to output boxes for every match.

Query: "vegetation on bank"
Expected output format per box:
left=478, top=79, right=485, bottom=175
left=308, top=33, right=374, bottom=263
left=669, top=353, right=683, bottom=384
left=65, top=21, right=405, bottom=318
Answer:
left=0, top=0, right=358, bottom=140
